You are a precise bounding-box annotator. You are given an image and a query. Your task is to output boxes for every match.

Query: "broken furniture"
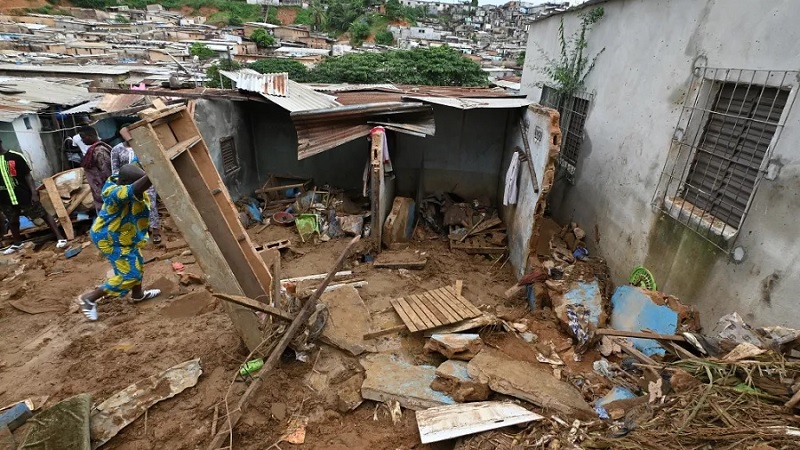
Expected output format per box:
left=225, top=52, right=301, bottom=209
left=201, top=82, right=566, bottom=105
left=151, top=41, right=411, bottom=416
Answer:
left=129, top=104, right=273, bottom=352
left=256, top=174, right=312, bottom=214
left=391, top=285, right=483, bottom=332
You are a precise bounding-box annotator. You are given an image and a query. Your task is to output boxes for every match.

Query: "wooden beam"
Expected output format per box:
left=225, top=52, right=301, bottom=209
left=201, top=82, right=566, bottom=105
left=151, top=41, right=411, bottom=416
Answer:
left=608, top=337, right=661, bottom=377
left=214, top=293, right=292, bottom=321
left=363, top=324, right=407, bottom=340
left=597, top=329, right=686, bottom=342
left=207, top=236, right=360, bottom=450
left=41, top=177, right=74, bottom=240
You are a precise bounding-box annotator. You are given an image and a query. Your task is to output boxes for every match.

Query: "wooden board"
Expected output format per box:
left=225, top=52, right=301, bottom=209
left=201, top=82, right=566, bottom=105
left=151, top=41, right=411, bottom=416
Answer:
left=417, top=401, right=543, bottom=444
left=42, top=177, right=74, bottom=240
left=390, top=285, right=482, bottom=332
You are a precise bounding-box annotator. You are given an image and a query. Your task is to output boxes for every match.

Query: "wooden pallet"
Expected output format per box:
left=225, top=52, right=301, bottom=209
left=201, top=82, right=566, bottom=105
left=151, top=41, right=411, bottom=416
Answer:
left=390, top=285, right=482, bottom=332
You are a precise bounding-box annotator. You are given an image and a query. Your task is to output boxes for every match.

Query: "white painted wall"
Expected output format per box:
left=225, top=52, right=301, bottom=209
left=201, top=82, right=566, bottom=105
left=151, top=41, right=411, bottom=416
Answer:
left=521, top=0, right=800, bottom=330
left=11, top=114, right=53, bottom=181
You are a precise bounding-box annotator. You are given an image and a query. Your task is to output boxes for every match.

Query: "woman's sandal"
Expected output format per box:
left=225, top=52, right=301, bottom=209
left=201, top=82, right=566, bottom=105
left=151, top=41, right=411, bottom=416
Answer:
left=132, top=289, right=161, bottom=303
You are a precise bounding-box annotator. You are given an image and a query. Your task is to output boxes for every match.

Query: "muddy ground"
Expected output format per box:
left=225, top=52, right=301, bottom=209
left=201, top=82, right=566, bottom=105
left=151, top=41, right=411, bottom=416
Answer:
left=0, top=215, right=605, bottom=449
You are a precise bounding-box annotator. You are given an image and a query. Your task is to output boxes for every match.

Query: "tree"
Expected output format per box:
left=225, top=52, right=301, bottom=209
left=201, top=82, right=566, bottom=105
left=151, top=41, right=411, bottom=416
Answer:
left=348, top=20, right=370, bottom=46
left=250, top=28, right=276, bottom=48
left=537, top=7, right=605, bottom=97
left=206, top=59, right=243, bottom=89
left=249, top=59, right=310, bottom=82
left=516, top=50, right=526, bottom=67
left=310, top=46, right=488, bottom=86
left=374, top=29, right=394, bottom=46
left=190, top=42, right=215, bottom=61
left=385, top=0, right=402, bottom=20
left=308, top=0, right=328, bottom=31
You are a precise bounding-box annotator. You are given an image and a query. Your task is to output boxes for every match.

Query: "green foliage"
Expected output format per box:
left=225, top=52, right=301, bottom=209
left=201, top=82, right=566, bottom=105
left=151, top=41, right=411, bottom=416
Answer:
left=516, top=50, right=526, bottom=67
left=114, top=15, right=131, bottom=23
left=374, top=29, right=394, bottom=46
left=348, top=20, right=370, bottom=46
left=70, top=1, right=263, bottom=26
left=327, top=0, right=363, bottom=33
left=228, top=16, right=243, bottom=26
left=249, top=59, right=310, bottom=81
left=537, top=7, right=605, bottom=97
left=250, top=29, right=276, bottom=48
left=293, top=6, right=313, bottom=25
left=190, top=42, right=215, bottom=60
left=308, top=1, right=328, bottom=31
left=265, top=7, right=280, bottom=25
left=310, top=46, right=488, bottom=86
left=385, top=0, right=402, bottom=21
left=206, top=59, right=243, bottom=89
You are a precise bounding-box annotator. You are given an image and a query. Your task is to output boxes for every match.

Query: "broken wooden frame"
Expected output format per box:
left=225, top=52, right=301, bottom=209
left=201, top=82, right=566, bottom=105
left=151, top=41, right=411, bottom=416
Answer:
left=128, top=105, right=273, bottom=352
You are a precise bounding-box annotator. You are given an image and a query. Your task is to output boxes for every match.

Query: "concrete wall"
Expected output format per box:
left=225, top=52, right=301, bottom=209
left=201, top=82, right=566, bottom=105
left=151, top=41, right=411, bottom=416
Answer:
left=12, top=115, right=52, bottom=180
left=498, top=105, right=560, bottom=278
left=194, top=99, right=260, bottom=199
left=394, top=105, right=510, bottom=202
left=521, top=0, right=800, bottom=329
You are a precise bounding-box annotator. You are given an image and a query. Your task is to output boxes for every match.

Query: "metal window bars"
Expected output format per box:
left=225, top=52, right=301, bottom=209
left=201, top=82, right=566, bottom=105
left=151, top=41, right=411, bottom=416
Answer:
left=540, top=85, right=593, bottom=184
left=652, top=65, right=797, bottom=250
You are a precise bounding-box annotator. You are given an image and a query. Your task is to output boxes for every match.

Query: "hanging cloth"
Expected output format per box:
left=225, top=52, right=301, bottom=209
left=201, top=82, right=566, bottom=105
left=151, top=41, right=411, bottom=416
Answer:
left=503, top=151, right=521, bottom=205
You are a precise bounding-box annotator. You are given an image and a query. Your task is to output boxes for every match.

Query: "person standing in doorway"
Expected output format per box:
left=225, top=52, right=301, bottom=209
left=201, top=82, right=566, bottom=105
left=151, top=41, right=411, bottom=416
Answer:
left=0, top=140, right=68, bottom=253
left=79, top=126, right=112, bottom=213
left=110, top=127, right=162, bottom=244
left=78, top=164, right=161, bottom=321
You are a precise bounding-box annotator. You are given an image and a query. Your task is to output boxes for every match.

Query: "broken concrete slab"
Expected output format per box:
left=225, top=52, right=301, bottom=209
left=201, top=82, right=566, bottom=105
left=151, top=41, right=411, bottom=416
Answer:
left=424, top=334, right=483, bottom=360
left=336, top=373, right=364, bottom=413
left=18, top=394, right=91, bottom=450
left=467, top=348, right=595, bottom=420
left=90, top=359, right=202, bottom=448
left=610, top=286, right=700, bottom=357
left=550, top=280, right=607, bottom=350
left=320, top=285, right=376, bottom=356
left=361, top=353, right=455, bottom=411
left=431, top=360, right=490, bottom=402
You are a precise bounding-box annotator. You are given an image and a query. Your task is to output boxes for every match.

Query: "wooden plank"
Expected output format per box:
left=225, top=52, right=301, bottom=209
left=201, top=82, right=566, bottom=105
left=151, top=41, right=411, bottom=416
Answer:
left=391, top=298, right=420, bottom=333
left=455, top=280, right=463, bottom=296
left=373, top=259, right=427, bottom=270
left=403, top=296, right=438, bottom=329
left=164, top=136, right=201, bottom=160
left=42, top=177, right=74, bottom=240
left=410, top=294, right=445, bottom=327
left=596, top=328, right=686, bottom=342
left=214, top=293, right=292, bottom=321
left=444, top=286, right=483, bottom=316
left=428, top=288, right=469, bottom=321
left=423, top=314, right=497, bottom=336
left=421, top=292, right=459, bottom=323
left=417, top=401, right=544, bottom=444
left=431, top=288, right=473, bottom=320
left=66, top=185, right=91, bottom=214
left=608, top=337, right=661, bottom=377
left=363, top=325, right=407, bottom=340
left=467, top=217, right=503, bottom=237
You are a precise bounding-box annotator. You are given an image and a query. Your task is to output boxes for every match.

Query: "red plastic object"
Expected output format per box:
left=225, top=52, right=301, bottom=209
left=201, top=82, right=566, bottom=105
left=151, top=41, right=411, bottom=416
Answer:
left=272, top=211, right=295, bottom=226
left=172, top=262, right=185, bottom=272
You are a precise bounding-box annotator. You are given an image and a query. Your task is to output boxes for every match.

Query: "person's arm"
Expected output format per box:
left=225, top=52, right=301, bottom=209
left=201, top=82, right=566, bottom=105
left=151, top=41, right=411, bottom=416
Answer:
left=132, top=174, right=152, bottom=197
left=25, top=173, right=39, bottom=203
left=111, top=146, right=122, bottom=175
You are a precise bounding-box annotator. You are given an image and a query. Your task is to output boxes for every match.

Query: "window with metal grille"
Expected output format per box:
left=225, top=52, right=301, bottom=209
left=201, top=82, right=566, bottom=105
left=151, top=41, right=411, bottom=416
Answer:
left=540, top=85, right=592, bottom=183
left=653, top=67, right=795, bottom=248
left=220, top=136, right=239, bottom=175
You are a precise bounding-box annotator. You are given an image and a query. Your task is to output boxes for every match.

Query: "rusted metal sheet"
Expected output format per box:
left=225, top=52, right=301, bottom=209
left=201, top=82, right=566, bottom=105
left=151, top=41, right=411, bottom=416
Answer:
left=291, top=102, right=435, bottom=160
left=220, top=69, right=339, bottom=111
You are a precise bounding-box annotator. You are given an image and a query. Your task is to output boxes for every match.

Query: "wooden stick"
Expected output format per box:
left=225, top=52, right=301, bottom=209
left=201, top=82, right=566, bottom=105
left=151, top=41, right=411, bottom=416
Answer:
left=455, top=280, right=463, bottom=296
left=363, top=325, right=407, bottom=340
left=42, top=177, right=74, bottom=240
left=608, top=337, right=660, bottom=377
left=280, top=271, right=352, bottom=283
left=596, top=329, right=686, bottom=342
left=214, top=293, right=293, bottom=321
left=786, top=388, right=800, bottom=410
left=207, top=236, right=360, bottom=449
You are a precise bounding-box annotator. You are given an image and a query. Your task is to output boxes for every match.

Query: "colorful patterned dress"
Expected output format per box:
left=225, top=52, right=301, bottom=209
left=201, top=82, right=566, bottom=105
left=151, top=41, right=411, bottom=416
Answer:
left=90, top=176, right=151, bottom=297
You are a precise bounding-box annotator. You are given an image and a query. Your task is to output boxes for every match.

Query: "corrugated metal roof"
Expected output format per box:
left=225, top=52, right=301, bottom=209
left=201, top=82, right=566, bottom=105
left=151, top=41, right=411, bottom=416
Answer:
left=221, top=69, right=339, bottom=112
left=292, top=102, right=435, bottom=159
left=0, top=77, right=97, bottom=122
left=306, top=83, right=399, bottom=93
left=402, top=96, right=533, bottom=110
left=0, top=64, right=169, bottom=76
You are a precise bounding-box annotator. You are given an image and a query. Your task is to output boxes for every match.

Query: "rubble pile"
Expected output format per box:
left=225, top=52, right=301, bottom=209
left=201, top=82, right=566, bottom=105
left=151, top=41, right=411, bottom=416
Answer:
left=420, top=193, right=507, bottom=256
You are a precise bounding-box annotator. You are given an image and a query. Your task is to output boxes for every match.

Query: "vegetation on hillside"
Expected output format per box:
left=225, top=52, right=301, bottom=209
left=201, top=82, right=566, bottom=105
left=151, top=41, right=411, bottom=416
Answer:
left=205, top=46, right=486, bottom=87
